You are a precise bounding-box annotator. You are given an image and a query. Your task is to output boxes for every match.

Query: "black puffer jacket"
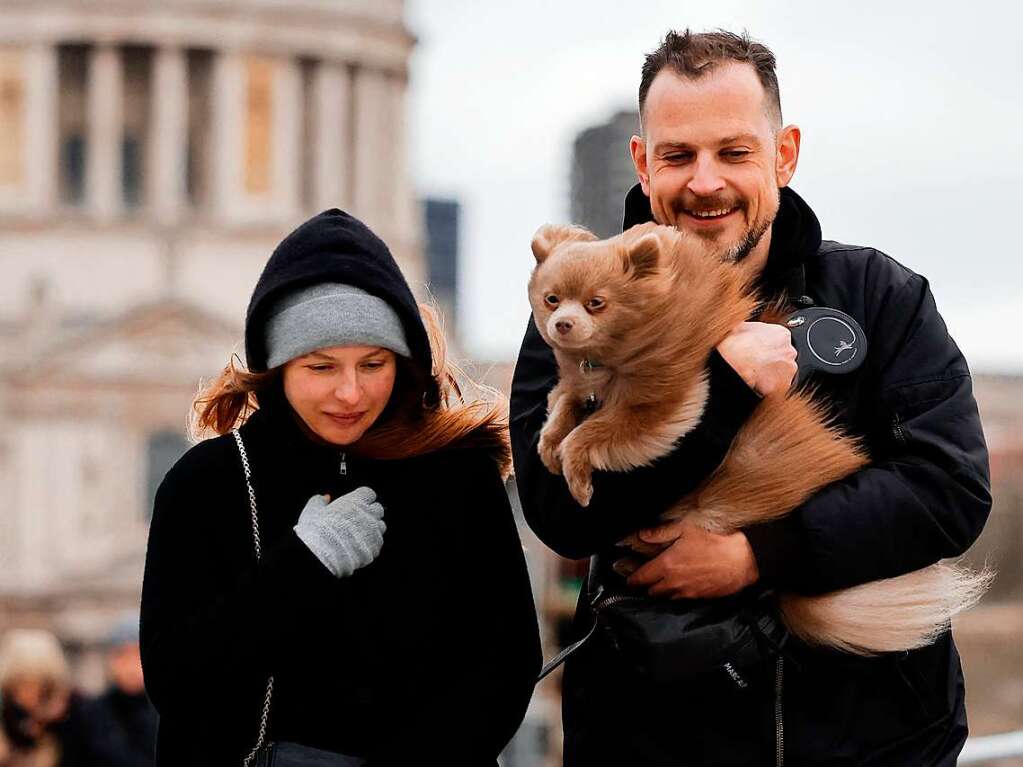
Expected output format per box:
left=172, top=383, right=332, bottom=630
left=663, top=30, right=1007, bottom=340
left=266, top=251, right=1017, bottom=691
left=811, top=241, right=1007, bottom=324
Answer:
left=510, top=187, right=990, bottom=766
left=141, top=210, right=541, bottom=766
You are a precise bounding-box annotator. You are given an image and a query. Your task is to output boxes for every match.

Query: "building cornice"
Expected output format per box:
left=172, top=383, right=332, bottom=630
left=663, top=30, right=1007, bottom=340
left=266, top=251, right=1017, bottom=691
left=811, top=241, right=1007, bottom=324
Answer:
left=0, top=0, right=414, bottom=74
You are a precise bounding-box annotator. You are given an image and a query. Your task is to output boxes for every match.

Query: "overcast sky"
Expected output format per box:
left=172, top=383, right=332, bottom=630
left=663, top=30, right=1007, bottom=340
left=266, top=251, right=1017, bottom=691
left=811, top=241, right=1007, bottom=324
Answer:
left=405, top=0, right=1023, bottom=373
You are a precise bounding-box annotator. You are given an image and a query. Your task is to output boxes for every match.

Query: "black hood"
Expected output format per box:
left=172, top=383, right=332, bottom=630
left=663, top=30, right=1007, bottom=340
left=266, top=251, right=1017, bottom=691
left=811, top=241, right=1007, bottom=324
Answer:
left=622, top=183, right=823, bottom=299
left=244, top=209, right=432, bottom=380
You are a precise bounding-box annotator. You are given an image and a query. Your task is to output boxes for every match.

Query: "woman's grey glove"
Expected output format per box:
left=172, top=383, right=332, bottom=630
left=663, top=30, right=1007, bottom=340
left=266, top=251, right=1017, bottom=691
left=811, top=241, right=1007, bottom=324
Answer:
left=293, top=487, right=385, bottom=578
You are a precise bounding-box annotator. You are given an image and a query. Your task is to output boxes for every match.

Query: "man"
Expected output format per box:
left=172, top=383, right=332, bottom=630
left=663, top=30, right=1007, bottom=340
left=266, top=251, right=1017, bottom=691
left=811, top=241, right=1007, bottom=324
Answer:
left=78, top=616, right=157, bottom=767
left=510, top=30, right=991, bottom=766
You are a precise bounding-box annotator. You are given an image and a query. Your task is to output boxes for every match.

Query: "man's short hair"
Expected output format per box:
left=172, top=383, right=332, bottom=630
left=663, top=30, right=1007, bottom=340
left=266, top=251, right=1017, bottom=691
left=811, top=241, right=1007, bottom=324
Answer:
left=639, top=29, right=782, bottom=129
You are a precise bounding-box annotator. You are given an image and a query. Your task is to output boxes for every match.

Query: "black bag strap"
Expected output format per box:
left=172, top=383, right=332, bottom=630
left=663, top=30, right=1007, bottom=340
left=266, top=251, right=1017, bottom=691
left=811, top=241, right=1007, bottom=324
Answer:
left=233, top=429, right=275, bottom=766
left=535, top=556, right=603, bottom=684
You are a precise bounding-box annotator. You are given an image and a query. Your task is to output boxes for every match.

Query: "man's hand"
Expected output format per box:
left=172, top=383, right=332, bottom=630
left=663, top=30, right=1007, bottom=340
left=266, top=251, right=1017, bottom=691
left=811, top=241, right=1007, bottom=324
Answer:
left=717, top=321, right=797, bottom=396
left=625, top=516, right=759, bottom=599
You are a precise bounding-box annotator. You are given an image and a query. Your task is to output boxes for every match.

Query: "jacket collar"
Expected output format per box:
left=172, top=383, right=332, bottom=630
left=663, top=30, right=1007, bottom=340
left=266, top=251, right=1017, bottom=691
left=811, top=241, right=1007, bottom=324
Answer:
left=621, top=184, right=822, bottom=300
left=246, top=385, right=350, bottom=475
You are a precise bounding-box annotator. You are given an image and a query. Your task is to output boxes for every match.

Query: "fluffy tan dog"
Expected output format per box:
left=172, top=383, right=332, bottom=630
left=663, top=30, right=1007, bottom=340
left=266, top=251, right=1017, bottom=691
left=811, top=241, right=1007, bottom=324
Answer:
left=528, top=221, right=989, bottom=655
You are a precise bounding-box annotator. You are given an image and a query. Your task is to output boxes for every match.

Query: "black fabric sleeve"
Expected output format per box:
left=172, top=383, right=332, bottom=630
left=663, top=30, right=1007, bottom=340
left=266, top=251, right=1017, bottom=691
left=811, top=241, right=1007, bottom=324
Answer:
left=371, top=452, right=542, bottom=766
left=746, top=275, right=991, bottom=594
left=139, top=452, right=343, bottom=716
left=510, top=316, right=760, bottom=559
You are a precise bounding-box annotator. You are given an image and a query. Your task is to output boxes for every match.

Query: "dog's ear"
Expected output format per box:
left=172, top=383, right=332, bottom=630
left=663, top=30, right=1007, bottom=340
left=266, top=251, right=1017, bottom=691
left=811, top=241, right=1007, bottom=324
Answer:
left=531, top=224, right=597, bottom=263
left=624, top=232, right=661, bottom=279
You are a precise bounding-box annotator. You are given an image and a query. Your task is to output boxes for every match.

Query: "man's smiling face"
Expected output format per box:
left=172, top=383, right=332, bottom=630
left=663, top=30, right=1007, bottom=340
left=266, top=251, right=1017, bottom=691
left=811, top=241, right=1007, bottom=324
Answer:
left=630, top=62, right=800, bottom=267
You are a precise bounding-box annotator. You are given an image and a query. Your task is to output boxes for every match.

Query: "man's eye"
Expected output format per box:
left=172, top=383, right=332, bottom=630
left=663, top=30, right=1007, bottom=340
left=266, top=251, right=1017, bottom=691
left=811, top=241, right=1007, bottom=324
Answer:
left=723, top=150, right=750, bottom=160
left=587, top=297, right=606, bottom=311
left=545, top=294, right=560, bottom=306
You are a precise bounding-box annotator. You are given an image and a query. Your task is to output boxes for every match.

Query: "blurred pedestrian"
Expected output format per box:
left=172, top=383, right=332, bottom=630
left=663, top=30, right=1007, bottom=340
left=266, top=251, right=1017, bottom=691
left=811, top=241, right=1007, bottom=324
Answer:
left=77, top=615, right=156, bottom=767
left=0, top=629, right=83, bottom=767
left=140, top=209, right=541, bottom=765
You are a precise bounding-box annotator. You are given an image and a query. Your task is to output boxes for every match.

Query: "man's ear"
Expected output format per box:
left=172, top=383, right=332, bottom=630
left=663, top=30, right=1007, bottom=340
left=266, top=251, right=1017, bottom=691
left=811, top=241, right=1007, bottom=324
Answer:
left=775, top=124, right=801, bottom=188
left=531, top=224, right=597, bottom=263
left=624, top=232, right=661, bottom=279
left=630, top=134, right=650, bottom=196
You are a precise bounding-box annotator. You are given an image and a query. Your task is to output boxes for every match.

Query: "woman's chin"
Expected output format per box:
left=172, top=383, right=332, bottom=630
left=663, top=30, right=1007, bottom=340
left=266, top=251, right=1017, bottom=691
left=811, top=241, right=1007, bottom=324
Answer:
left=314, top=419, right=368, bottom=446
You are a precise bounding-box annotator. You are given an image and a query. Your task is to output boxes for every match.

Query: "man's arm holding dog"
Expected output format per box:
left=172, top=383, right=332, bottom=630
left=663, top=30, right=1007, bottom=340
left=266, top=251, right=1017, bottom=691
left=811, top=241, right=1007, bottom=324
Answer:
left=631, top=275, right=991, bottom=599
left=510, top=317, right=773, bottom=560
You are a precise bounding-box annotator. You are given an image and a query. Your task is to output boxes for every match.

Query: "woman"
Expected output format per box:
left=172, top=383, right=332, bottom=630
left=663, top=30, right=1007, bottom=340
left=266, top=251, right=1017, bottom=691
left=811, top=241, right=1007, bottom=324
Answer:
left=140, top=210, right=541, bottom=765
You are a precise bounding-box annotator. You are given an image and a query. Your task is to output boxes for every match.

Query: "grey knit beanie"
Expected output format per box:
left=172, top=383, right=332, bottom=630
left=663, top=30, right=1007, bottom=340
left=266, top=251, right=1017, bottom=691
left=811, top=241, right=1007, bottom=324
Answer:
left=264, top=283, right=411, bottom=368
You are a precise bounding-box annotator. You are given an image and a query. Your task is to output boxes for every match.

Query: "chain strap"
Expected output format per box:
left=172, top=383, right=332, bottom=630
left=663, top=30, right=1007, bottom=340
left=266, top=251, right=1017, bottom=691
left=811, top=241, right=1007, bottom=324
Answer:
left=233, top=429, right=274, bottom=767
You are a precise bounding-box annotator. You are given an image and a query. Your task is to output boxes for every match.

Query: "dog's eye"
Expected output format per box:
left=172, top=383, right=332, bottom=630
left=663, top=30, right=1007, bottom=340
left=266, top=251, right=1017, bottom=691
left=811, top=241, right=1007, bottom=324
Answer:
left=544, top=294, right=560, bottom=307
left=587, top=297, right=606, bottom=311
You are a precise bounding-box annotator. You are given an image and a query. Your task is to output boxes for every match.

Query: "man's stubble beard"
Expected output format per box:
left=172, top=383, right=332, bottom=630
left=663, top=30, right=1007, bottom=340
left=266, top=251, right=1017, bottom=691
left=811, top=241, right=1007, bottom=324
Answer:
left=721, top=212, right=772, bottom=264
left=669, top=187, right=780, bottom=264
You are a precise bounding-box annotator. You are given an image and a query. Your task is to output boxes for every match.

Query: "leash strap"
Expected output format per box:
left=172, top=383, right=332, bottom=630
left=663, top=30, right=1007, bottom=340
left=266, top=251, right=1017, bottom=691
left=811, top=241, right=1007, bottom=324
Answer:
left=536, top=619, right=600, bottom=683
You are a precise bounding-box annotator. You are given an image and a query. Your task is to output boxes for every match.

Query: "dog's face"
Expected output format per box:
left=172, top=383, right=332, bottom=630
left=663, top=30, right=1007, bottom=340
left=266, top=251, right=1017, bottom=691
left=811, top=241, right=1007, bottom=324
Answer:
left=528, top=223, right=668, bottom=355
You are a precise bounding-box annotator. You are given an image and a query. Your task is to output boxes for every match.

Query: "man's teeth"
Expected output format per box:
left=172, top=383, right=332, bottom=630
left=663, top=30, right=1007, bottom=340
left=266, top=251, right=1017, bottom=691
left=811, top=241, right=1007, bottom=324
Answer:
left=688, top=208, right=733, bottom=218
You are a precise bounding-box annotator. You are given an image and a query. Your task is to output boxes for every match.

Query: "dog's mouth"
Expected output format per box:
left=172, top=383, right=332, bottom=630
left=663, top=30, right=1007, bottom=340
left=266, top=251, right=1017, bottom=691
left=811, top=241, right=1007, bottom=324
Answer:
left=546, top=333, right=592, bottom=352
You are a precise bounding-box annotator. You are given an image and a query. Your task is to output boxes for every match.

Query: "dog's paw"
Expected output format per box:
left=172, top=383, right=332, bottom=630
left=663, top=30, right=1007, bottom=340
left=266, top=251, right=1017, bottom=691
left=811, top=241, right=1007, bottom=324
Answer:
left=537, top=433, right=563, bottom=475
left=561, top=455, right=594, bottom=506
left=566, top=472, right=593, bottom=507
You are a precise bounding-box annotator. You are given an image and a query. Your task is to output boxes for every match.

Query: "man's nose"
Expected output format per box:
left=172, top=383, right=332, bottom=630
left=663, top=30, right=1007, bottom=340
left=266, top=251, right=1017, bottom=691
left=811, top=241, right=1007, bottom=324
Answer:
left=686, top=155, right=726, bottom=197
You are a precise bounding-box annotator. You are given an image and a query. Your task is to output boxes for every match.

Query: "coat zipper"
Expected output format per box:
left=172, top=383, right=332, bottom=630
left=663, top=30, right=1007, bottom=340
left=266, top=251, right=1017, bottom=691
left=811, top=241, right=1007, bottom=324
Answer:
left=891, top=413, right=906, bottom=445
left=775, top=654, right=785, bottom=767
left=339, top=452, right=347, bottom=476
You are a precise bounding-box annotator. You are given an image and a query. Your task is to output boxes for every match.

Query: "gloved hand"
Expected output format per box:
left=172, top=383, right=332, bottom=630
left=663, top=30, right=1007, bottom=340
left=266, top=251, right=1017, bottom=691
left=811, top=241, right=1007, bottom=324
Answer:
left=293, top=487, right=385, bottom=578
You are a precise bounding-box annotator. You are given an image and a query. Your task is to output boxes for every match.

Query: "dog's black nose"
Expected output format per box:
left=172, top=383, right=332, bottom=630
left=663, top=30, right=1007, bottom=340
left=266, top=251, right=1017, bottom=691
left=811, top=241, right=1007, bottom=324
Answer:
left=555, top=320, right=573, bottom=334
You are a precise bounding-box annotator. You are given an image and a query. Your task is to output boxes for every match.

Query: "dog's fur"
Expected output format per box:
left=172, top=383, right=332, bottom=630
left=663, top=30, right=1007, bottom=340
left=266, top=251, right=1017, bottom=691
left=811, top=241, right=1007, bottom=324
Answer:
left=528, top=221, right=990, bottom=655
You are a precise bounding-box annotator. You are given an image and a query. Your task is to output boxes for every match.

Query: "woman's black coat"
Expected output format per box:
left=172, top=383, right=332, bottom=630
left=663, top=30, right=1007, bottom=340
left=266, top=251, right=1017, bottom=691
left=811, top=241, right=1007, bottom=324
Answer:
left=140, top=400, right=540, bottom=765
left=140, top=209, right=541, bottom=765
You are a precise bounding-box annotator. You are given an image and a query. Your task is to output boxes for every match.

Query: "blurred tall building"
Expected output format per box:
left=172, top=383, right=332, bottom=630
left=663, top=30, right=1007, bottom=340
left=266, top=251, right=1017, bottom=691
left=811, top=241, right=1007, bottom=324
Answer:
left=422, top=196, right=459, bottom=323
left=570, top=109, right=639, bottom=237
left=0, top=0, right=423, bottom=686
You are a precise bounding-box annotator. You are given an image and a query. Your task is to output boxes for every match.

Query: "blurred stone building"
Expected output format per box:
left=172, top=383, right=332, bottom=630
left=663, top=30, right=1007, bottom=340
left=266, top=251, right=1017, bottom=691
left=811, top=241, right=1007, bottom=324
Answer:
left=0, top=0, right=423, bottom=687
left=570, top=109, right=639, bottom=238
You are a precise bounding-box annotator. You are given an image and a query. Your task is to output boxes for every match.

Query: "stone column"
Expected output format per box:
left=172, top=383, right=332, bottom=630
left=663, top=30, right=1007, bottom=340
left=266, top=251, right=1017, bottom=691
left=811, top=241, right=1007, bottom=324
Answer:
left=311, top=59, right=350, bottom=211
left=272, top=56, right=301, bottom=220
left=352, top=66, right=390, bottom=232
left=86, top=43, right=123, bottom=221
left=210, top=49, right=242, bottom=221
left=387, top=73, right=416, bottom=250
left=148, top=45, right=188, bottom=225
left=23, top=43, right=58, bottom=212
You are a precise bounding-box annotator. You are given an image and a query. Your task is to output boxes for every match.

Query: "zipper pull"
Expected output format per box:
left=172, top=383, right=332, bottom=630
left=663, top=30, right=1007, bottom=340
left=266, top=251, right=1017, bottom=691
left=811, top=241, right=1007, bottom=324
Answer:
left=339, top=453, right=347, bottom=477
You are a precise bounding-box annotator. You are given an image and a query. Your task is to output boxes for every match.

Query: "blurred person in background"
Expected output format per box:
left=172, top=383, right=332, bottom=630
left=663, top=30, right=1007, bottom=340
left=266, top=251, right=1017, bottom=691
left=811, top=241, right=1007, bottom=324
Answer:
left=0, top=629, right=87, bottom=767
left=140, top=210, right=541, bottom=765
left=76, top=614, right=156, bottom=767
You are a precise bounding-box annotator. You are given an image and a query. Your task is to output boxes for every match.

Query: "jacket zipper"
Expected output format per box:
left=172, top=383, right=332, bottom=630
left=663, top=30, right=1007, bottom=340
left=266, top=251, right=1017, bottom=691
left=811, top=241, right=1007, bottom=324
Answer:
left=891, top=413, right=906, bottom=445
left=339, top=453, right=347, bottom=476
left=589, top=584, right=642, bottom=611
left=775, top=654, right=785, bottom=767
left=593, top=593, right=642, bottom=609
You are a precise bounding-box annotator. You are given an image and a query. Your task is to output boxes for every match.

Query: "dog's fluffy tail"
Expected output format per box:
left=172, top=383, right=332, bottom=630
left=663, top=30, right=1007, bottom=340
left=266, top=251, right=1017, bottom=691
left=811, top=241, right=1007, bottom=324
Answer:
left=778, top=561, right=993, bottom=655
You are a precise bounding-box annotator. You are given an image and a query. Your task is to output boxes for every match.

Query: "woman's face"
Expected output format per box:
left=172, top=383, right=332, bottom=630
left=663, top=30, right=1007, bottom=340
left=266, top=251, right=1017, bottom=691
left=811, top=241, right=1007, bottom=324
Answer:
left=283, top=345, right=398, bottom=446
